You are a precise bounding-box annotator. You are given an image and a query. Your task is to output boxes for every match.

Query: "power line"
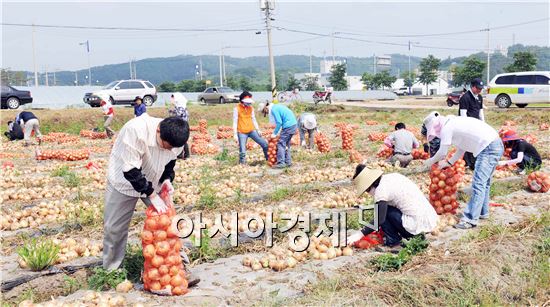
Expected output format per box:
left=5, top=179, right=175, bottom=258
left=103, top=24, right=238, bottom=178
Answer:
left=1, top=22, right=261, bottom=32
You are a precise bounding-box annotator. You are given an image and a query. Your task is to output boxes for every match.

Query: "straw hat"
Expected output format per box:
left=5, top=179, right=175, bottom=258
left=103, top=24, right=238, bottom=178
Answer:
left=353, top=168, right=383, bottom=196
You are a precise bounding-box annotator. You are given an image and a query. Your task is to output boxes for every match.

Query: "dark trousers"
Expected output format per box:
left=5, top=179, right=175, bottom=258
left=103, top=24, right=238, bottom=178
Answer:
left=381, top=206, right=413, bottom=246
left=464, top=151, right=476, bottom=170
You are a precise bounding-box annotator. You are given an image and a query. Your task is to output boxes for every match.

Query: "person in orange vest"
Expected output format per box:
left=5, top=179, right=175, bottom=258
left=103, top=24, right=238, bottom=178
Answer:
left=232, top=91, right=268, bottom=164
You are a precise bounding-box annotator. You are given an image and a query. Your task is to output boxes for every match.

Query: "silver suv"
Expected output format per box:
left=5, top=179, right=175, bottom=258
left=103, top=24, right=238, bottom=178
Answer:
left=83, top=80, right=157, bottom=107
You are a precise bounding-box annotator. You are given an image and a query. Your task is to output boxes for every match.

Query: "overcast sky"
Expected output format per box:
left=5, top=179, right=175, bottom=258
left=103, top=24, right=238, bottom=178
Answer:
left=2, top=0, right=549, bottom=71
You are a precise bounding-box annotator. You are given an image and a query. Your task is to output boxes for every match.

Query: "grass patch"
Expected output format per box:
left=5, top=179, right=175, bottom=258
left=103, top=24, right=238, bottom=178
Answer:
left=189, top=230, right=225, bottom=264
left=490, top=179, right=524, bottom=197
left=51, top=165, right=81, bottom=188
left=121, top=244, right=144, bottom=283
left=17, top=238, right=60, bottom=271
left=87, top=267, right=127, bottom=291
left=62, top=275, right=86, bottom=296
left=196, top=166, right=219, bottom=210
left=269, top=187, right=291, bottom=202
left=371, top=235, right=428, bottom=271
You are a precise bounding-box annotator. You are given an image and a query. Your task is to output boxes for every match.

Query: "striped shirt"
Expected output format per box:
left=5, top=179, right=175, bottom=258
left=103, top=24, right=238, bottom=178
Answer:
left=107, top=114, right=183, bottom=197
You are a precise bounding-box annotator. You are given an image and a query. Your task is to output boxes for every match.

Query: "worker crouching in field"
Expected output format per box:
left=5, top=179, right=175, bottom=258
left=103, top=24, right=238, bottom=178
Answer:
left=297, top=112, right=318, bottom=149
left=347, top=165, right=438, bottom=253
left=499, top=130, right=542, bottom=173
left=103, top=114, right=199, bottom=286
left=259, top=102, right=297, bottom=168
left=4, top=120, right=24, bottom=141
left=133, top=96, right=146, bottom=117
left=233, top=91, right=268, bottom=164
left=99, top=96, right=115, bottom=139
left=422, top=111, right=503, bottom=229
left=421, top=123, right=440, bottom=157
left=384, top=122, right=419, bottom=168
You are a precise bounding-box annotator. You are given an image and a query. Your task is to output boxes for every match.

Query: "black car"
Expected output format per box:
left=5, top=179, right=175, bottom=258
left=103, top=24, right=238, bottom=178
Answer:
left=1, top=85, right=33, bottom=109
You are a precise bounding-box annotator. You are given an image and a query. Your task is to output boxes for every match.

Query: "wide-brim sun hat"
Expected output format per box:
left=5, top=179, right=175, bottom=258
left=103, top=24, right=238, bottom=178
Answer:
left=353, top=168, right=383, bottom=196
left=501, top=130, right=521, bottom=142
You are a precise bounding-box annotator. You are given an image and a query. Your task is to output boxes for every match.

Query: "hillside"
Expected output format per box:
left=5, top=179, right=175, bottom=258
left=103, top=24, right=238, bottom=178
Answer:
left=4, top=44, right=549, bottom=87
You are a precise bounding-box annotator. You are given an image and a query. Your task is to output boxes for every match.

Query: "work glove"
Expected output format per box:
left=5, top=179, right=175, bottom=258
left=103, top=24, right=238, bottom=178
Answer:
left=437, top=160, right=452, bottom=170
left=149, top=194, right=167, bottom=214
left=257, top=129, right=262, bottom=135
left=301, top=140, right=306, bottom=147
left=346, top=230, right=364, bottom=245
left=420, top=160, right=432, bottom=173
left=161, top=179, right=174, bottom=195
left=498, top=160, right=509, bottom=166
left=233, top=134, right=238, bottom=142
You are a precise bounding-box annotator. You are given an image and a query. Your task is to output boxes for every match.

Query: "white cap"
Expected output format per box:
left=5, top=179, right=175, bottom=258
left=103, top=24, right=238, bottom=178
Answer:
left=303, top=114, right=317, bottom=130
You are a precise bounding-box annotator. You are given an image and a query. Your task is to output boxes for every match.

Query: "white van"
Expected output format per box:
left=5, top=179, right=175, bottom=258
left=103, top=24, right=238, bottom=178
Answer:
left=487, top=71, right=550, bottom=108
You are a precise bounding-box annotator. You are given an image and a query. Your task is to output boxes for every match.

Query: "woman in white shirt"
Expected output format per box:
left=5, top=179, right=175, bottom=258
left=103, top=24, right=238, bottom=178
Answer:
left=347, top=165, right=438, bottom=252
left=423, top=111, right=503, bottom=229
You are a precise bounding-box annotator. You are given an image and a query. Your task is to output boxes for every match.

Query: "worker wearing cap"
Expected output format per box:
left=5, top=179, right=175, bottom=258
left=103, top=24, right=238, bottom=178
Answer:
left=297, top=112, right=318, bottom=149
left=233, top=91, right=268, bottom=164
left=459, top=78, right=485, bottom=170
left=99, top=96, right=115, bottom=138
left=422, top=111, right=503, bottom=229
left=499, top=130, right=541, bottom=173
left=133, top=96, right=147, bottom=117
left=347, top=165, right=438, bottom=253
left=259, top=101, right=297, bottom=168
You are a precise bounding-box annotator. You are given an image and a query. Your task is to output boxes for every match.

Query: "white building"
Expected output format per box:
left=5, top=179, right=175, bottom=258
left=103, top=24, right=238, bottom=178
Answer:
left=392, top=77, right=450, bottom=96
left=294, top=60, right=364, bottom=90
left=320, top=60, right=343, bottom=74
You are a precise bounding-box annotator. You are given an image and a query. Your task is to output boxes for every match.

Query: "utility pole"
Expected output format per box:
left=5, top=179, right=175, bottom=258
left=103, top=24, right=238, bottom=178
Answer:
left=261, top=0, right=277, bottom=101
left=53, top=70, right=56, bottom=86
left=129, top=59, right=133, bottom=79
left=80, top=40, right=92, bottom=85
left=75, top=72, right=78, bottom=86
left=133, top=60, right=137, bottom=79
left=486, top=24, right=491, bottom=84
left=309, top=48, right=313, bottom=74
left=222, top=52, right=226, bottom=84
left=44, top=68, right=49, bottom=86
left=408, top=41, right=411, bottom=94
left=219, top=48, right=224, bottom=87
left=331, top=31, right=336, bottom=62
left=199, top=58, right=203, bottom=81
left=373, top=54, right=376, bottom=74
left=512, top=33, right=515, bottom=46
left=32, top=23, right=38, bottom=87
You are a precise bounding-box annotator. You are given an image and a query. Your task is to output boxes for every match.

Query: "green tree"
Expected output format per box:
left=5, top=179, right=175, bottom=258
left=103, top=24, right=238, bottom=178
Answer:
left=225, top=76, right=240, bottom=90
left=238, top=76, right=253, bottom=91
left=504, top=51, right=537, bottom=72
left=400, top=70, right=416, bottom=91
left=417, top=55, right=441, bottom=95
left=175, top=80, right=197, bottom=92
left=286, top=75, right=301, bottom=91
left=452, top=56, right=486, bottom=86
left=158, top=81, right=176, bottom=92
left=328, top=63, right=348, bottom=91
left=300, top=75, right=321, bottom=91
left=373, top=70, right=397, bottom=90
left=361, top=72, right=374, bottom=90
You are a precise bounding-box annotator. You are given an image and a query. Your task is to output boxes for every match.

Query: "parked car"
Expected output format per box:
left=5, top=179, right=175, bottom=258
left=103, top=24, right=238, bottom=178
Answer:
left=1, top=85, right=33, bottom=109
left=83, top=80, right=157, bottom=107
left=487, top=71, right=550, bottom=108
left=197, top=87, right=239, bottom=104
left=393, top=87, right=409, bottom=95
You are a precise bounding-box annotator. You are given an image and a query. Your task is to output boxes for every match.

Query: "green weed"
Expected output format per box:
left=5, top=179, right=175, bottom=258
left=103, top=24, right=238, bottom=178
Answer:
left=269, top=187, right=291, bottom=201
left=63, top=275, right=85, bottom=296
left=121, top=244, right=144, bottom=283
left=371, top=235, right=428, bottom=271
left=17, top=238, right=60, bottom=271
left=87, top=267, right=127, bottom=291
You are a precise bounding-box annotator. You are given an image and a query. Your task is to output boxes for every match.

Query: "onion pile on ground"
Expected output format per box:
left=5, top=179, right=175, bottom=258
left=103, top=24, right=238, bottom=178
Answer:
left=377, top=147, right=393, bottom=159
left=368, top=132, right=387, bottom=142
left=36, top=149, right=90, bottom=161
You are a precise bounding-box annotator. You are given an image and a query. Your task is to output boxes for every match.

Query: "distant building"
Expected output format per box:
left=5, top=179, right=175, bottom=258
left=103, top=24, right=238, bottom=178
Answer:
left=392, top=77, right=450, bottom=96
left=320, top=60, right=343, bottom=74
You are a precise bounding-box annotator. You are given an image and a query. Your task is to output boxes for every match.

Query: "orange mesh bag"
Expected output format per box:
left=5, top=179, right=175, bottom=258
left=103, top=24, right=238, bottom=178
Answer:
left=141, top=186, right=189, bottom=296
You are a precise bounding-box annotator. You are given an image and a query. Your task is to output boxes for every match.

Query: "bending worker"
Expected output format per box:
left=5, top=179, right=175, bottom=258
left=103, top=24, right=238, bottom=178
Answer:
left=422, top=111, right=503, bottom=230
left=297, top=112, right=318, bottom=149
left=499, top=130, right=541, bottom=173
left=103, top=113, right=199, bottom=286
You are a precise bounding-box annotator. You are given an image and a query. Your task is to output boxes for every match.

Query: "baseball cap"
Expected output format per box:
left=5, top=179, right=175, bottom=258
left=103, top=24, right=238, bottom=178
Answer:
left=471, top=78, right=484, bottom=89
